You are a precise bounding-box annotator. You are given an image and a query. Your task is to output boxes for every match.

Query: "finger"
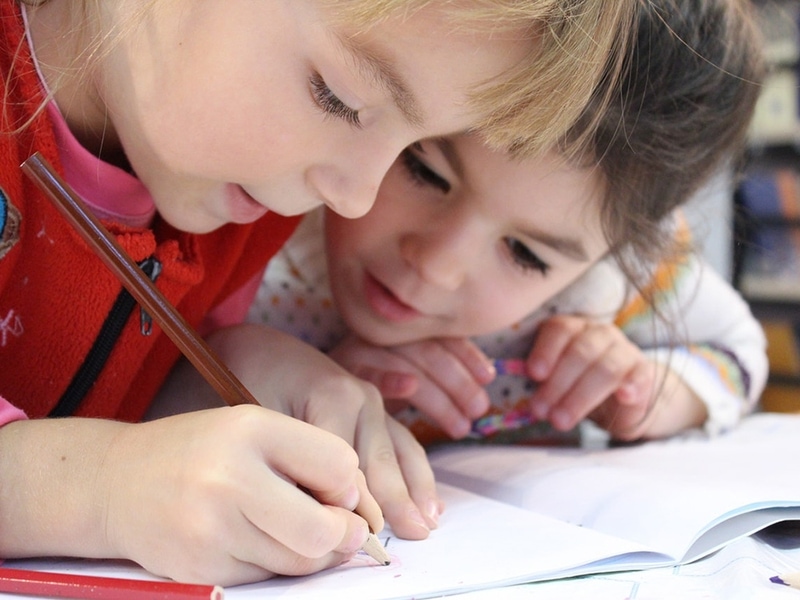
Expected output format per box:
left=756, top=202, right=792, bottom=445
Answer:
left=597, top=395, right=654, bottom=440
left=264, top=413, right=359, bottom=495
left=549, top=342, right=640, bottom=429
left=528, top=327, right=613, bottom=420
left=608, top=364, right=662, bottom=439
left=586, top=373, right=656, bottom=440
left=331, top=337, right=420, bottom=399
left=224, top=504, right=355, bottom=584
left=385, top=398, right=411, bottom=414
left=396, top=341, right=490, bottom=420
left=351, top=365, right=419, bottom=399
left=252, top=416, right=378, bottom=557
left=355, top=402, right=431, bottom=540
left=615, top=359, right=657, bottom=406
left=243, top=470, right=370, bottom=561
left=439, top=338, right=496, bottom=385
left=300, top=374, right=373, bottom=446
left=378, top=370, right=419, bottom=398
left=526, top=316, right=588, bottom=380
left=387, top=417, right=442, bottom=530
left=405, top=379, right=475, bottom=439
left=351, top=468, right=385, bottom=535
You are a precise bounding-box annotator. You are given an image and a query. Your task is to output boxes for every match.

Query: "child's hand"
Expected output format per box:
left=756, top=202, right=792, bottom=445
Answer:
left=525, top=315, right=706, bottom=440
left=207, top=324, right=441, bottom=540
left=105, top=407, right=379, bottom=585
left=330, top=335, right=494, bottom=439
left=0, top=410, right=374, bottom=586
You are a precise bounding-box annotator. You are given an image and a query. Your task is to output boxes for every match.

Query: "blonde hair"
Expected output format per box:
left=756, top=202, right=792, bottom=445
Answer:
left=330, top=1, right=636, bottom=157
left=18, top=0, right=634, bottom=157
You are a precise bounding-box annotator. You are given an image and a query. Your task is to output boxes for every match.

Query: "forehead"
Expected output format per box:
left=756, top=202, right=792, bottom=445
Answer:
left=323, top=3, right=536, bottom=135
left=455, top=135, right=608, bottom=251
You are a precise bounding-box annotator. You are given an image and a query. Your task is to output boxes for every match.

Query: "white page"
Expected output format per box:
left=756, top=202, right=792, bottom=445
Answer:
left=447, top=531, right=800, bottom=600
left=430, top=412, right=800, bottom=560
left=2, top=484, right=661, bottom=600
left=4, top=414, right=799, bottom=600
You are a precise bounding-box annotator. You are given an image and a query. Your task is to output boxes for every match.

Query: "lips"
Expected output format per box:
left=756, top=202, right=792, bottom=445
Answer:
left=362, top=272, right=422, bottom=322
left=226, top=184, right=269, bottom=223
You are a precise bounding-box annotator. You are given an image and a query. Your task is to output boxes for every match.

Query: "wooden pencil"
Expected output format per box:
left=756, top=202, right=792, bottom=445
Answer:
left=0, top=567, right=223, bottom=600
left=21, top=151, right=390, bottom=567
left=20, top=152, right=258, bottom=408
left=362, top=529, right=391, bottom=566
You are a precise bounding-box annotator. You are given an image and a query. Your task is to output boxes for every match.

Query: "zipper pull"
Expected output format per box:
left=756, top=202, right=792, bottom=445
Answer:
left=138, top=257, right=163, bottom=336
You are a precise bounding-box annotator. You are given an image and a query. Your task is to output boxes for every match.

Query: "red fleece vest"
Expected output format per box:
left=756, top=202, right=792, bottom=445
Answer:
left=0, top=1, right=299, bottom=420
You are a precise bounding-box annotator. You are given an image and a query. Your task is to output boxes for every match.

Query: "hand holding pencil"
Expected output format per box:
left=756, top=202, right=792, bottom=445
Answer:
left=96, top=407, right=386, bottom=585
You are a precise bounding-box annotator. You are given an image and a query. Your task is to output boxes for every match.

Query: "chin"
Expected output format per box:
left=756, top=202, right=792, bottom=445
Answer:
left=358, top=324, right=425, bottom=348
left=158, top=210, right=222, bottom=235
left=345, top=319, right=400, bottom=347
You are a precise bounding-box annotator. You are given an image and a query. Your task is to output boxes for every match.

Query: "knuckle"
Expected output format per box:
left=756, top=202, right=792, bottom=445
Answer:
left=570, top=337, right=598, bottom=361
left=596, top=356, right=626, bottom=379
left=317, top=373, right=371, bottom=411
left=303, top=525, right=342, bottom=558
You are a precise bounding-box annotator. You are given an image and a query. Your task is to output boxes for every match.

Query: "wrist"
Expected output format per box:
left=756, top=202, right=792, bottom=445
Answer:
left=0, top=417, right=129, bottom=559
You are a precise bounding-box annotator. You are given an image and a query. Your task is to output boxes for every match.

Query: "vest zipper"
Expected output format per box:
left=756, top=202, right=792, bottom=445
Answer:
left=49, top=257, right=162, bottom=417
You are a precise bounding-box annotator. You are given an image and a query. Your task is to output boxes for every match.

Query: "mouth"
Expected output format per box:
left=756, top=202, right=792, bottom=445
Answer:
left=226, top=184, right=269, bottom=224
left=362, top=272, right=422, bottom=323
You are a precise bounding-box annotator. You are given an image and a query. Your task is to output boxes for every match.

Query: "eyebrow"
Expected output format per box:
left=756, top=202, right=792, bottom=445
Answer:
left=434, top=137, right=590, bottom=262
left=336, top=33, right=424, bottom=128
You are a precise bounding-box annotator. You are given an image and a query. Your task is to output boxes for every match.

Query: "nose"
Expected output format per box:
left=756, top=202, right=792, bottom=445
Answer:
left=305, top=143, right=400, bottom=219
left=399, top=215, right=480, bottom=291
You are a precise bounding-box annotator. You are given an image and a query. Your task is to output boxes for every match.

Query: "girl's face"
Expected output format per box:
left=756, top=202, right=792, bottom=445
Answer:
left=325, top=135, right=610, bottom=346
left=40, top=1, right=532, bottom=233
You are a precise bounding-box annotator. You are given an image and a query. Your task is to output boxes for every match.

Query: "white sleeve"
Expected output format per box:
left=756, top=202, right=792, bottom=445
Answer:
left=618, top=253, right=768, bottom=435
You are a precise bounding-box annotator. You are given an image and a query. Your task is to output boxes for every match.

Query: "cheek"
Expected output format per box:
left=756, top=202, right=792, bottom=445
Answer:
left=459, top=281, right=550, bottom=336
left=464, top=292, right=542, bottom=335
left=325, top=215, right=388, bottom=288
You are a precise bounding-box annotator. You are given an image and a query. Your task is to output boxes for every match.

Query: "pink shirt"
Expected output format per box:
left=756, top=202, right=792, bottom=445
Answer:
left=0, top=396, right=26, bottom=426
left=47, top=101, right=260, bottom=333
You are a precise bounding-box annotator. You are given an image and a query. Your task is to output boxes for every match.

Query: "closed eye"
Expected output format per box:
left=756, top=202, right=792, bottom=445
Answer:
left=400, top=146, right=451, bottom=193
left=309, top=72, right=362, bottom=128
left=504, top=237, right=549, bottom=275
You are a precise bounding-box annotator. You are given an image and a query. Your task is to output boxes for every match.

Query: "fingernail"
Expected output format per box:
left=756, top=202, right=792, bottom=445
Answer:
left=451, top=418, right=472, bottom=439
left=477, top=357, right=496, bottom=382
left=408, top=507, right=430, bottom=533
left=467, top=391, right=490, bottom=419
left=617, top=383, right=634, bottom=402
left=551, top=408, right=572, bottom=430
left=529, top=400, right=548, bottom=420
left=342, top=484, right=360, bottom=511
left=529, top=359, right=547, bottom=380
left=424, top=499, right=440, bottom=528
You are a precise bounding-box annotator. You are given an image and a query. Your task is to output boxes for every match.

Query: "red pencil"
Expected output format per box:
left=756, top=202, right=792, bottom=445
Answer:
left=0, top=567, right=223, bottom=600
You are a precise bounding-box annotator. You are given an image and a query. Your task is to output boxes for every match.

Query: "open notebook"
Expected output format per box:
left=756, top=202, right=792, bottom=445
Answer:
left=4, top=412, right=800, bottom=600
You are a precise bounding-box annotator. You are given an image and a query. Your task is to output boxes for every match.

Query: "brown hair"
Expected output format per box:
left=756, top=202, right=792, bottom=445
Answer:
left=569, top=0, right=765, bottom=292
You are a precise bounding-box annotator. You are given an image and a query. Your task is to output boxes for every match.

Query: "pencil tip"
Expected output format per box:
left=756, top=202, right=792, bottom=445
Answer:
left=360, top=531, right=391, bottom=566
left=770, top=575, right=787, bottom=586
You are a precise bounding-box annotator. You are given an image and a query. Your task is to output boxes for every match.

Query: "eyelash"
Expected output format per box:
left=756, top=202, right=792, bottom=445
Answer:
left=309, top=72, right=361, bottom=128
left=400, top=146, right=451, bottom=193
left=504, top=238, right=550, bottom=275
left=400, top=146, right=549, bottom=276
